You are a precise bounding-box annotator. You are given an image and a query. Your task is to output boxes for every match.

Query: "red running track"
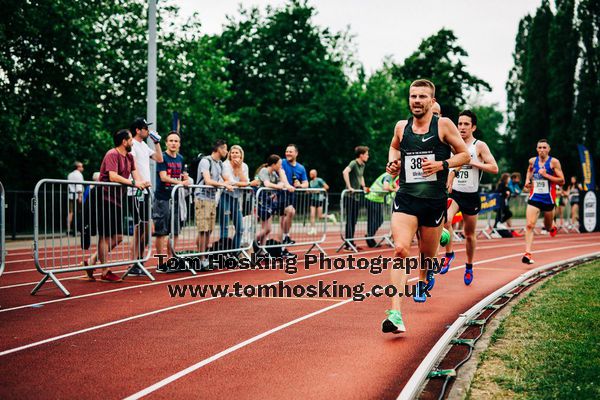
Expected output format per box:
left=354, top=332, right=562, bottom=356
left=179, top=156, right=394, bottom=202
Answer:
left=0, top=232, right=598, bottom=399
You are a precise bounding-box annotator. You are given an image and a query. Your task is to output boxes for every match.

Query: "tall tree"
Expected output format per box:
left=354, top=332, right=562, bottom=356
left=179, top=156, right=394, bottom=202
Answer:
left=514, top=1, right=553, bottom=173
left=353, top=60, right=409, bottom=184
left=391, top=28, right=491, bottom=123
left=505, top=15, right=532, bottom=171
left=548, top=0, right=579, bottom=178
left=0, top=0, right=231, bottom=189
left=216, top=0, right=363, bottom=188
left=471, top=104, right=505, bottom=182
left=574, top=0, right=600, bottom=180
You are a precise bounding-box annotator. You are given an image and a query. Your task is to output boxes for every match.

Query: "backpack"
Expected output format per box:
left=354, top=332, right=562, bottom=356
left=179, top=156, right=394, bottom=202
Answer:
left=188, top=153, right=212, bottom=184
left=78, top=186, right=99, bottom=250
left=264, top=239, right=283, bottom=258
left=208, top=237, right=240, bottom=266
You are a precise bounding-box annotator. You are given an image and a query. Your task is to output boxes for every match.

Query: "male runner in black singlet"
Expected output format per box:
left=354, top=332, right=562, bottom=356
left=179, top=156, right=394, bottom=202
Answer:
left=382, top=79, right=470, bottom=334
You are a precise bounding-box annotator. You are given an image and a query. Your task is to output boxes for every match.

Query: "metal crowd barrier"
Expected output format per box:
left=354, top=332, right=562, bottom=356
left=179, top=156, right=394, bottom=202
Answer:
left=254, top=187, right=328, bottom=256
left=336, top=189, right=393, bottom=253
left=0, top=181, right=5, bottom=277
left=169, top=185, right=256, bottom=270
left=449, top=192, right=581, bottom=240
left=32, top=179, right=153, bottom=296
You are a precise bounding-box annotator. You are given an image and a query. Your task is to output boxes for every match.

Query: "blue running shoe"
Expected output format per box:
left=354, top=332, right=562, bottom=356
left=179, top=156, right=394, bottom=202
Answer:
left=440, top=252, right=454, bottom=275
left=426, top=270, right=435, bottom=291
left=464, top=267, right=473, bottom=286
left=413, top=281, right=427, bottom=303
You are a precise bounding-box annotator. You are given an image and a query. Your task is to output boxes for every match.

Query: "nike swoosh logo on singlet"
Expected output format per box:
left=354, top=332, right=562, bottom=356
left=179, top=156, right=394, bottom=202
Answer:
left=422, top=136, right=434, bottom=143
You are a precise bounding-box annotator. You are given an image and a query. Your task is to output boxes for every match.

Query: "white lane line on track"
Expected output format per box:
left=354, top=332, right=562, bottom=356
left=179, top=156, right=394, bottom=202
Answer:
left=122, top=243, right=600, bottom=399
left=0, top=236, right=595, bottom=312
left=122, top=299, right=352, bottom=400
left=1, top=241, right=596, bottom=360
left=0, top=234, right=590, bottom=288
left=4, top=231, right=590, bottom=267
left=0, top=245, right=392, bottom=313
left=0, top=264, right=381, bottom=357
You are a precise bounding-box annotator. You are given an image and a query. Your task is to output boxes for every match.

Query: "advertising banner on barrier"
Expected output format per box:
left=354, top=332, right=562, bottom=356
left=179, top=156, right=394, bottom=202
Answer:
left=479, top=192, right=500, bottom=214
left=577, top=144, right=596, bottom=191
left=580, top=191, right=598, bottom=233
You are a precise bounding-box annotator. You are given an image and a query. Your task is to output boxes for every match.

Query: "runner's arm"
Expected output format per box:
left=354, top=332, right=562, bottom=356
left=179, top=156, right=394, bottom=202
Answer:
left=544, top=159, right=565, bottom=185
left=386, top=121, right=404, bottom=175
left=523, top=158, right=535, bottom=191
left=440, top=118, right=469, bottom=168
left=471, top=141, right=499, bottom=174
left=423, top=118, right=469, bottom=176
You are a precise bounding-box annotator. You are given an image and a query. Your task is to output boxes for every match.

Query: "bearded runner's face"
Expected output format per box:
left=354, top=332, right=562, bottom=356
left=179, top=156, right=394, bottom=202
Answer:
left=409, top=86, right=434, bottom=119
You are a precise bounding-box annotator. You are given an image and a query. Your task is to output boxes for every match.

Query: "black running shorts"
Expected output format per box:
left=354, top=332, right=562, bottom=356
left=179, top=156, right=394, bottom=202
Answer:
left=449, top=190, right=481, bottom=216
left=393, top=192, right=447, bottom=227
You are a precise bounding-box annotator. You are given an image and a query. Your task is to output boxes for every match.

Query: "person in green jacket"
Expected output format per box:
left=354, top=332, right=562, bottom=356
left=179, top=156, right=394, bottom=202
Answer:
left=365, top=172, right=398, bottom=247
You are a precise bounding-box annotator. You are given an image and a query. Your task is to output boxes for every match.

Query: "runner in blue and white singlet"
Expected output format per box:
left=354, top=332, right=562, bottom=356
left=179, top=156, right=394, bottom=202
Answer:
left=522, top=139, right=565, bottom=265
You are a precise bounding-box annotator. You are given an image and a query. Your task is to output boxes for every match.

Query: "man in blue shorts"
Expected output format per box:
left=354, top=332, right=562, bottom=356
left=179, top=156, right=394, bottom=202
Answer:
left=522, top=139, right=564, bottom=264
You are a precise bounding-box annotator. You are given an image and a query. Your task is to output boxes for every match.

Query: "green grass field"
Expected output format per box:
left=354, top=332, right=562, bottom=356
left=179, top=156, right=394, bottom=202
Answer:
left=468, top=260, right=600, bottom=399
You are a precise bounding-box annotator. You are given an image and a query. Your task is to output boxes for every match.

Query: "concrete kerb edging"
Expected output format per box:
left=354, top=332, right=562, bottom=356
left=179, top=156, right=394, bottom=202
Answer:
left=397, top=250, right=600, bottom=400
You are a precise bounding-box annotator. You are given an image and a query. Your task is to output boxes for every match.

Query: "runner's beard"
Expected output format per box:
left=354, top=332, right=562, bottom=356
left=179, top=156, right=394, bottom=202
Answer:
left=410, top=104, right=429, bottom=119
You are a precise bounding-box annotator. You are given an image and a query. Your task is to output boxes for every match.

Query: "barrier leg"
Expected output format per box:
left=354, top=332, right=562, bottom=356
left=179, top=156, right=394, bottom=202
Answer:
left=307, top=242, right=328, bottom=256
left=31, top=272, right=70, bottom=297
left=123, top=262, right=156, bottom=281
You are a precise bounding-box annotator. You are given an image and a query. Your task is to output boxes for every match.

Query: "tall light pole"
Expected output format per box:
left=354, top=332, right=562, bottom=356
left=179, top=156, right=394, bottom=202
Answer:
left=147, top=0, right=157, bottom=187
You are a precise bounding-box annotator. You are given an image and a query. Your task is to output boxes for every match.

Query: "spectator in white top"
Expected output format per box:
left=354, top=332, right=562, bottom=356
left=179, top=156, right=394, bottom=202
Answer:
left=195, top=139, right=234, bottom=269
left=218, top=145, right=259, bottom=249
left=67, top=161, right=84, bottom=235
left=127, top=117, right=163, bottom=276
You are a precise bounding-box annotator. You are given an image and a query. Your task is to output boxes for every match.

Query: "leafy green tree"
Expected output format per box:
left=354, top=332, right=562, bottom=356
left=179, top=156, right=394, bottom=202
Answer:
left=574, top=0, right=600, bottom=178
left=471, top=104, right=505, bottom=182
left=548, top=0, right=579, bottom=178
left=513, top=1, right=553, bottom=174
left=353, top=60, right=409, bottom=184
left=0, top=0, right=233, bottom=189
left=216, top=0, right=363, bottom=187
left=391, top=28, right=491, bottom=123
left=505, top=15, right=532, bottom=171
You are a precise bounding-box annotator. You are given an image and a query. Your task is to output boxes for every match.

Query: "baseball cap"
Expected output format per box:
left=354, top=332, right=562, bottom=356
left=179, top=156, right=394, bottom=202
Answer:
left=130, top=117, right=152, bottom=132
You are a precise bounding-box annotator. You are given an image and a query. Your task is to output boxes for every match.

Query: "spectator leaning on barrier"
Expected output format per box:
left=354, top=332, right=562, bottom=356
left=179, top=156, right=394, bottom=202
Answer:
left=254, top=154, right=294, bottom=257
left=308, top=169, right=335, bottom=235
left=364, top=172, right=398, bottom=247
left=67, top=161, right=84, bottom=235
left=127, top=117, right=164, bottom=276
left=280, top=144, right=308, bottom=245
left=341, top=145, right=369, bottom=251
left=219, top=145, right=258, bottom=249
left=508, top=172, right=522, bottom=196
left=153, top=131, right=189, bottom=272
left=495, top=172, right=521, bottom=237
left=195, top=139, right=234, bottom=270
left=85, top=129, right=150, bottom=282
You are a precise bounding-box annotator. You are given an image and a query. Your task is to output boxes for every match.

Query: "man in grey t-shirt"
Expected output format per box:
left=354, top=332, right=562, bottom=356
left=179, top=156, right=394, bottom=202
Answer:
left=195, top=139, right=234, bottom=268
